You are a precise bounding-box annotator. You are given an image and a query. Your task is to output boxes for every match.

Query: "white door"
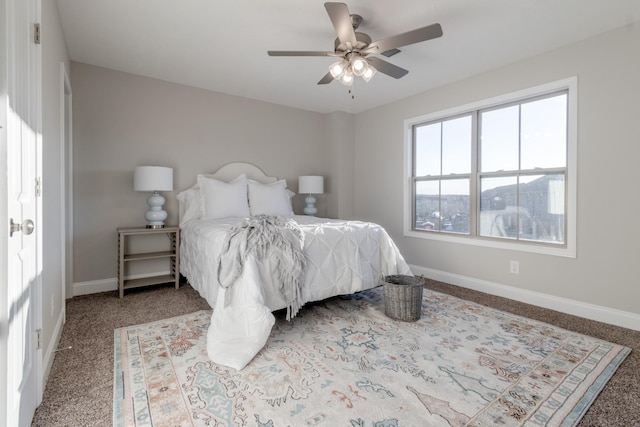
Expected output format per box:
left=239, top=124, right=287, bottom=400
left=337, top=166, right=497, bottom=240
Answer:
left=2, top=0, right=42, bottom=425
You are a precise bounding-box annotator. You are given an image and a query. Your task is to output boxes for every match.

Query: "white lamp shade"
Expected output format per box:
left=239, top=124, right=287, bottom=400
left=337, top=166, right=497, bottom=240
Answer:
left=298, top=176, right=323, bottom=194
left=362, top=64, right=377, bottom=82
left=329, top=59, right=348, bottom=79
left=134, top=166, right=173, bottom=192
left=351, top=56, right=367, bottom=76
left=339, top=70, right=354, bottom=86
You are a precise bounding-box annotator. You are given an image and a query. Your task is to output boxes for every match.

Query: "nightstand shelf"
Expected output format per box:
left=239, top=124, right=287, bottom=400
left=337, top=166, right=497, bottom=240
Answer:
left=124, top=250, right=176, bottom=261
left=123, top=274, right=177, bottom=291
left=117, top=226, right=180, bottom=298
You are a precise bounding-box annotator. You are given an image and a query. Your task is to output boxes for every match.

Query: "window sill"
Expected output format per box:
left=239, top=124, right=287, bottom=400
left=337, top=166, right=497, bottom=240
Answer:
left=404, top=229, right=575, bottom=258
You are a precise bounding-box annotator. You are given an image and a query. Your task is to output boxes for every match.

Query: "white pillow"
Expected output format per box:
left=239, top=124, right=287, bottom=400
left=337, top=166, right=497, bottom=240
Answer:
left=248, top=179, right=294, bottom=217
left=177, top=173, right=232, bottom=222
left=176, top=187, right=201, bottom=226
left=199, top=174, right=250, bottom=219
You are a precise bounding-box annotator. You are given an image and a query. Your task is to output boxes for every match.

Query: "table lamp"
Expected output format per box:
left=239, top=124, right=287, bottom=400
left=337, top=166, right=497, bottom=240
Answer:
left=298, top=175, right=324, bottom=215
left=134, top=166, right=173, bottom=228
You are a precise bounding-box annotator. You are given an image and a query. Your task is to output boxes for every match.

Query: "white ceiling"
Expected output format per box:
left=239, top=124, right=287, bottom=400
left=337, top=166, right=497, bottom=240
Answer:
left=55, top=0, right=640, bottom=114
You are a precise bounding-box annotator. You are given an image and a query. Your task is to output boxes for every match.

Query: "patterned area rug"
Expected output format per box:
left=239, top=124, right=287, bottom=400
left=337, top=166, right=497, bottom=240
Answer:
left=113, top=288, right=630, bottom=427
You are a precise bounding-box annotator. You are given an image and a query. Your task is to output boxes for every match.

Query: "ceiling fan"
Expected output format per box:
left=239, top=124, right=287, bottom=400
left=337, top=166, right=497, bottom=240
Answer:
left=267, top=2, right=443, bottom=86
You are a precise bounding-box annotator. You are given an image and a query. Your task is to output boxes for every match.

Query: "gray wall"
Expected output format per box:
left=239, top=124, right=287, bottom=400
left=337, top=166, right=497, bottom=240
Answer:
left=325, top=111, right=356, bottom=219
left=354, top=24, right=640, bottom=317
left=71, top=62, right=354, bottom=284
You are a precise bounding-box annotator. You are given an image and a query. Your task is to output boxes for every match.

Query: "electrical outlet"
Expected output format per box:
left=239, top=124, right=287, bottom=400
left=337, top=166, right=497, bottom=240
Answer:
left=510, top=260, right=520, bottom=274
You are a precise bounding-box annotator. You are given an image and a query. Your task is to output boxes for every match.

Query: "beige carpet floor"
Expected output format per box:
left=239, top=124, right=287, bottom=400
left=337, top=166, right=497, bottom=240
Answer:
left=32, top=280, right=639, bottom=426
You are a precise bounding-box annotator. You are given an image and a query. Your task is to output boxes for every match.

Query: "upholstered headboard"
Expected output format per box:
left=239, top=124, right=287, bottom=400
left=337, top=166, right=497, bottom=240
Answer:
left=199, top=162, right=278, bottom=184
left=177, top=162, right=279, bottom=223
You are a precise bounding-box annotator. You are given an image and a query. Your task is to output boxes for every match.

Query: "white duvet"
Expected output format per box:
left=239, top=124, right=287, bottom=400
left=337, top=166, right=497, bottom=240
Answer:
left=180, top=215, right=411, bottom=369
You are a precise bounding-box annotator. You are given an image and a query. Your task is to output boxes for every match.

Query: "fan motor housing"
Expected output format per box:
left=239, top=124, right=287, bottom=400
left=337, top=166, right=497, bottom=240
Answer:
left=334, top=32, right=371, bottom=52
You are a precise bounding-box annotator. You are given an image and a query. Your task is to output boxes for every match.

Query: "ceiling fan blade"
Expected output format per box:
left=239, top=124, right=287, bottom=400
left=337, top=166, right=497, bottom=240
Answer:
left=325, top=2, right=357, bottom=47
left=363, top=23, right=443, bottom=54
left=317, top=72, right=334, bottom=85
left=367, top=56, right=409, bottom=79
left=268, top=50, right=335, bottom=57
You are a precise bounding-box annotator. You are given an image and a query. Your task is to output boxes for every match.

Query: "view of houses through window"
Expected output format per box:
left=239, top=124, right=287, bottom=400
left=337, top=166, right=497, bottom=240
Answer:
left=412, top=90, right=568, bottom=246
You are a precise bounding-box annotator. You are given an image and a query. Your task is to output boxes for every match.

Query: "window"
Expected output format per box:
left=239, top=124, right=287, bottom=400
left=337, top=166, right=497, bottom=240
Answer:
left=405, top=78, right=576, bottom=257
left=413, top=114, right=472, bottom=233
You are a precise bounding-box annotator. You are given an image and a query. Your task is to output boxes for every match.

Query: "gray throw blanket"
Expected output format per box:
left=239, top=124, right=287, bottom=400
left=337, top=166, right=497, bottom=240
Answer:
left=217, top=215, right=306, bottom=320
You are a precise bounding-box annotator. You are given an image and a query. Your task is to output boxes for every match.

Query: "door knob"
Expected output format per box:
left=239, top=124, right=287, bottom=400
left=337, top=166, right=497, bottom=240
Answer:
left=9, top=218, right=34, bottom=237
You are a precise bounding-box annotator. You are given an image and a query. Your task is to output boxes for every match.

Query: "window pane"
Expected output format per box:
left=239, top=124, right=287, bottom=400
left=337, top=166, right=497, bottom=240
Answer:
left=479, top=176, right=518, bottom=238
left=479, top=174, right=565, bottom=243
left=519, top=175, right=565, bottom=243
left=415, top=181, right=440, bottom=230
left=521, top=94, right=567, bottom=169
left=480, top=105, right=519, bottom=172
left=442, top=116, right=472, bottom=174
left=415, top=123, right=441, bottom=176
left=440, top=179, right=469, bottom=233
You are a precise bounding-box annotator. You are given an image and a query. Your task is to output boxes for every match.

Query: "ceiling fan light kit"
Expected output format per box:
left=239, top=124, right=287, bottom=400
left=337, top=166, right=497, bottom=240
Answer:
left=329, top=53, right=377, bottom=85
left=267, top=2, right=443, bottom=88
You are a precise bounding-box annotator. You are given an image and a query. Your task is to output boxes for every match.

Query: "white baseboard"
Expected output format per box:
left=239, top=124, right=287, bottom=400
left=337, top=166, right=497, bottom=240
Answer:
left=41, top=305, right=65, bottom=390
left=73, top=271, right=171, bottom=296
left=410, top=264, right=640, bottom=332
left=73, top=277, right=117, bottom=296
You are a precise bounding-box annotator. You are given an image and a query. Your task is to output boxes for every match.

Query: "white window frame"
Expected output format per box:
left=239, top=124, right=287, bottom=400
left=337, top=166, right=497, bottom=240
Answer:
left=403, top=77, right=577, bottom=258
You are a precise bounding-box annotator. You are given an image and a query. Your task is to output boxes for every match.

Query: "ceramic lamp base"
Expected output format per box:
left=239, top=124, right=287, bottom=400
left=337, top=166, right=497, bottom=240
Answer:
left=303, top=194, right=317, bottom=216
left=145, top=191, right=167, bottom=228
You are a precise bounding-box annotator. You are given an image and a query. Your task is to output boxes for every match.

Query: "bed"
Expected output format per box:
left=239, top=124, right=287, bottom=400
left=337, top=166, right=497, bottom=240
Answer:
left=178, top=162, right=411, bottom=369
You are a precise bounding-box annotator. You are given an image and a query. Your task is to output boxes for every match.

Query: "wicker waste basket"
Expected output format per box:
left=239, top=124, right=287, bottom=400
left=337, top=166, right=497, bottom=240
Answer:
left=382, top=275, right=425, bottom=321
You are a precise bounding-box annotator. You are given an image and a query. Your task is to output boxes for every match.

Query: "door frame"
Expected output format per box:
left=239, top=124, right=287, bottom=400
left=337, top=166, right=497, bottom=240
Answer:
left=0, top=0, right=9, bottom=422
left=60, top=62, right=73, bottom=301
left=33, top=0, right=43, bottom=408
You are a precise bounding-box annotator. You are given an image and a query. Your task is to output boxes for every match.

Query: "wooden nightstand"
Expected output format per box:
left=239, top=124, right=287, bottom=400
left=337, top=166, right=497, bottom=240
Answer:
left=117, top=226, right=180, bottom=298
